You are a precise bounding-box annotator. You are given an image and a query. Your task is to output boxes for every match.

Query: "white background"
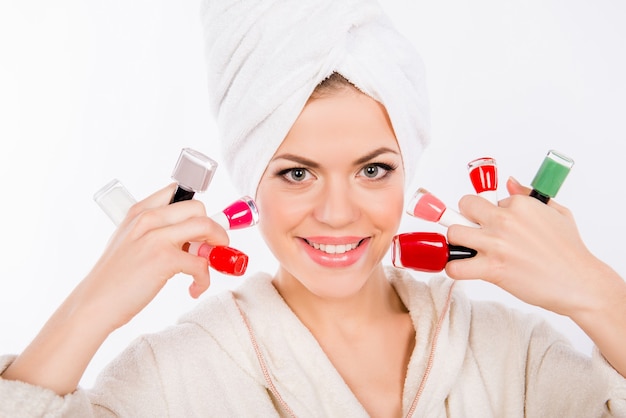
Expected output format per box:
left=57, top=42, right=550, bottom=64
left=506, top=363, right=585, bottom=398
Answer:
left=1, top=0, right=625, bottom=388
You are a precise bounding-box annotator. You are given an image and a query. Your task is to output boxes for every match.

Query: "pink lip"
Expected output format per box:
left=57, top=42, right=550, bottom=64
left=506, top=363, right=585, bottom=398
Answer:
left=299, top=236, right=370, bottom=268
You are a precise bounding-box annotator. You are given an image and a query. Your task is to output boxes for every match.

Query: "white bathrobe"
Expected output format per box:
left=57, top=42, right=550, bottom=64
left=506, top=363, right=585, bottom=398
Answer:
left=1, top=268, right=625, bottom=417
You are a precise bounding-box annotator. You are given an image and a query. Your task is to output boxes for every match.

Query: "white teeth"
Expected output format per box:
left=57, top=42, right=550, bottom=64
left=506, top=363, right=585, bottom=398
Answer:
left=309, top=241, right=359, bottom=254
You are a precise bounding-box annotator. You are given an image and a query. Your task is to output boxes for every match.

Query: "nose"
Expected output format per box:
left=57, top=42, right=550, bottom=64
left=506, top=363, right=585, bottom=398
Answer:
left=313, top=178, right=360, bottom=228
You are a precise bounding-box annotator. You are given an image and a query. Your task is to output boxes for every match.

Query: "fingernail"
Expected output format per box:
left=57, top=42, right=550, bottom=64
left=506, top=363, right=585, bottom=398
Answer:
left=508, top=176, right=521, bottom=186
left=189, top=282, right=200, bottom=298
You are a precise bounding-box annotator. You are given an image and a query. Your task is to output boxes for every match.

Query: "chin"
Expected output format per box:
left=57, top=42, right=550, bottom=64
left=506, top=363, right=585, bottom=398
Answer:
left=295, top=264, right=383, bottom=300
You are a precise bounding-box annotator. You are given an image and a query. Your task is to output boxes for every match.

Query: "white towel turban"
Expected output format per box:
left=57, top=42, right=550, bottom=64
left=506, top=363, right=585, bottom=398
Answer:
left=200, top=0, right=430, bottom=198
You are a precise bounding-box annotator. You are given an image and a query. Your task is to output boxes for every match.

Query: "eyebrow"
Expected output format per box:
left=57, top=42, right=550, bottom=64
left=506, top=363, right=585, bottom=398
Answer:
left=272, top=147, right=399, bottom=167
left=353, top=147, right=400, bottom=165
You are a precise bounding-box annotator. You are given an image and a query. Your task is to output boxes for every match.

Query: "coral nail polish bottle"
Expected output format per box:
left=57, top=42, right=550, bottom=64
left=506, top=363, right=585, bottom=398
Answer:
left=407, top=188, right=478, bottom=228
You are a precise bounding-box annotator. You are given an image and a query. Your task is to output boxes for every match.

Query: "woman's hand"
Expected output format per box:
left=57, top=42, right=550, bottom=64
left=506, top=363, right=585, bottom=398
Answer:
left=446, top=177, right=618, bottom=317
left=445, top=177, right=626, bottom=376
left=1, top=183, right=230, bottom=394
left=81, top=183, right=230, bottom=332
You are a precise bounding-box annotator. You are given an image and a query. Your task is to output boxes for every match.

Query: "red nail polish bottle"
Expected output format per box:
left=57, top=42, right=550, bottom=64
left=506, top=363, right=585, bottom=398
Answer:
left=468, top=157, right=498, bottom=204
left=183, top=242, right=249, bottom=276
left=391, top=232, right=476, bottom=272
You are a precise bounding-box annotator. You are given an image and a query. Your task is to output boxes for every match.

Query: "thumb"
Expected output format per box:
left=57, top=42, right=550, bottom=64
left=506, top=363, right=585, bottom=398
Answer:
left=506, top=176, right=532, bottom=196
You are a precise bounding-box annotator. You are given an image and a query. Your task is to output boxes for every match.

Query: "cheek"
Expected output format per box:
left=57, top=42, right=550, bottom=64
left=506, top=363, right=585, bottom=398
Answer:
left=256, top=185, right=310, bottom=240
left=256, top=186, right=282, bottom=242
left=365, top=186, right=405, bottom=228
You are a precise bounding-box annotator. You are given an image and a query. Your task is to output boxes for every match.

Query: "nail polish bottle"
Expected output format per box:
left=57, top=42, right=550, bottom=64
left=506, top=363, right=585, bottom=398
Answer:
left=468, top=157, right=498, bottom=205
left=392, top=232, right=476, bottom=272
left=169, top=148, right=218, bottom=204
left=529, top=150, right=574, bottom=204
left=167, top=148, right=250, bottom=276
left=94, top=149, right=257, bottom=277
left=407, top=188, right=478, bottom=228
left=211, top=196, right=259, bottom=230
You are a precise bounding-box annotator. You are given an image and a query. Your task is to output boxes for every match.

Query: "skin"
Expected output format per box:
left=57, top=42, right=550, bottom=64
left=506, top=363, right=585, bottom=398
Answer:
left=447, top=177, right=626, bottom=376
left=255, top=86, right=415, bottom=417
left=2, top=84, right=626, bottom=418
left=1, top=186, right=230, bottom=395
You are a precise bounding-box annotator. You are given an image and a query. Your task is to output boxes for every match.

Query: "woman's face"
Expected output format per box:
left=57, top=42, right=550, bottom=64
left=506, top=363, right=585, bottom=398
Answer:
left=255, top=87, right=405, bottom=299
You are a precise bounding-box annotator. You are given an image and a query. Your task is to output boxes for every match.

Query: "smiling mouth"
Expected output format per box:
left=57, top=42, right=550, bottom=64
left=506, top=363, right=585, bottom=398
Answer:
left=303, top=239, right=366, bottom=254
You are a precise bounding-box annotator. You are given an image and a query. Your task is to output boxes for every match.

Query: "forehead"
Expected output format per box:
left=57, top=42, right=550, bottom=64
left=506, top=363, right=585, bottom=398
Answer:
left=274, top=87, right=400, bottom=159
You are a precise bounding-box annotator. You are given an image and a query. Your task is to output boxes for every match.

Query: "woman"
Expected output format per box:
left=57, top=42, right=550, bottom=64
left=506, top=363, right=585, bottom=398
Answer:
left=2, top=0, right=626, bottom=416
